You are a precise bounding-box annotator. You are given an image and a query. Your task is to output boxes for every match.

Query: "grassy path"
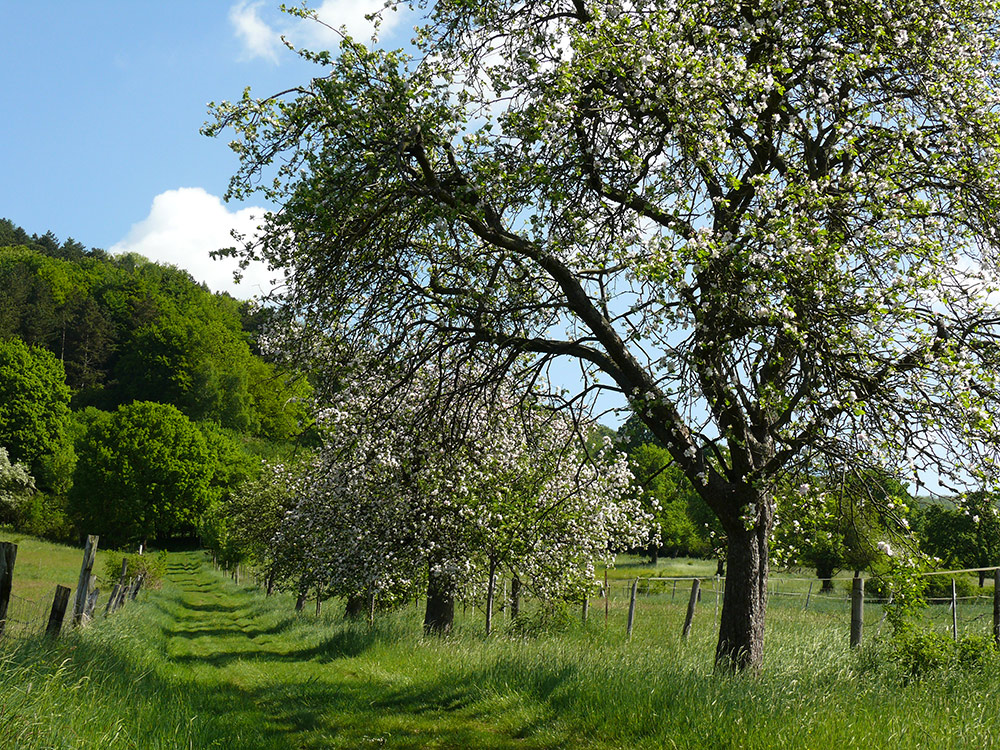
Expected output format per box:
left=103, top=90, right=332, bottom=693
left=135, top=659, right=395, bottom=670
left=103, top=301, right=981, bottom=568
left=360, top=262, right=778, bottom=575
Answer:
left=149, top=552, right=567, bottom=749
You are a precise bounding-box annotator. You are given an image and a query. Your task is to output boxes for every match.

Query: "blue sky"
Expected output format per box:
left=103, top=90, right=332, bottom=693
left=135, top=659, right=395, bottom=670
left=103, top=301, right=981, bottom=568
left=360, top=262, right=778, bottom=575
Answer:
left=1, top=1, right=412, bottom=298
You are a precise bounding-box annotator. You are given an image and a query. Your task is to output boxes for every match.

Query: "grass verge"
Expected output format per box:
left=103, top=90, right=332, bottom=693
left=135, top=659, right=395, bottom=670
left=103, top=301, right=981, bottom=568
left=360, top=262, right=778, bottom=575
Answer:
left=3, top=550, right=1000, bottom=748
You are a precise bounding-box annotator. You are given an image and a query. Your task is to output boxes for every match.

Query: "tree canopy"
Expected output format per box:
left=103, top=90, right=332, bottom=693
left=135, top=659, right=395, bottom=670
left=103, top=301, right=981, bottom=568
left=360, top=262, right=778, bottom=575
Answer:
left=0, top=336, right=72, bottom=491
left=69, top=401, right=213, bottom=548
left=268, top=361, right=647, bottom=632
left=210, top=0, right=1000, bottom=669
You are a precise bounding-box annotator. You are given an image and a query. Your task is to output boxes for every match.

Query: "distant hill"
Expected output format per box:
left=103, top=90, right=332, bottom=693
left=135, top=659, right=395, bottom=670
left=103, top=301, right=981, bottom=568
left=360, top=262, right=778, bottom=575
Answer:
left=0, top=217, right=310, bottom=442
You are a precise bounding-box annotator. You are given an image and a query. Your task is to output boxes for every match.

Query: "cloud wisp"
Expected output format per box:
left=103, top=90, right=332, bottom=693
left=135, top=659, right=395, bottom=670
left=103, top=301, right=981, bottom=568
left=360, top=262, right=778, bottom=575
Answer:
left=230, top=1, right=283, bottom=63
left=228, top=0, right=409, bottom=62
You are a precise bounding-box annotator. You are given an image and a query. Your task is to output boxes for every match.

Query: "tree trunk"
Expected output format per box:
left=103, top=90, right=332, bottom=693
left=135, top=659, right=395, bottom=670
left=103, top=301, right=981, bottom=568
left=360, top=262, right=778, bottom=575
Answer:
left=716, top=558, right=725, bottom=577
left=294, top=579, right=308, bottom=612
left=815, top=561, right=836, bottom=592
left=509, top=575, right=521, bottom=619
left=265, top=569, right=276, bottom=597
left=648, top=542, right=659, bottom=566
left=715, top=515, right=772, bottom=672
left=485, top=558, right=497, bottom=636
left=423, top=564, right=455, bottom=635
left=344, top=593, right=368, bottom=620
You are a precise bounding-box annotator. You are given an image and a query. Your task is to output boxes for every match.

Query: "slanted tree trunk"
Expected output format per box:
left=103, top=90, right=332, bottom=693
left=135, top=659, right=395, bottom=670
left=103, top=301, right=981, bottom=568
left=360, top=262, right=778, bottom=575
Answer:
left=715, top=501, right=773, bottom=672
left=424, top=563, right=455, bottom=635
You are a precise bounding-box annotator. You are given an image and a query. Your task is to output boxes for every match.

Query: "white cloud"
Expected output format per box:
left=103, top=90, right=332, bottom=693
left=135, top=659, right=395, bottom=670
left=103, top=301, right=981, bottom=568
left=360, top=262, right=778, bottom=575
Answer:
left=228, top=0, right=409, bottom=62
left=230, top=1, right=282, bottom=63
left=305, top=0, right=407, bottom=45
left=111, top=188, right=278, bottom=300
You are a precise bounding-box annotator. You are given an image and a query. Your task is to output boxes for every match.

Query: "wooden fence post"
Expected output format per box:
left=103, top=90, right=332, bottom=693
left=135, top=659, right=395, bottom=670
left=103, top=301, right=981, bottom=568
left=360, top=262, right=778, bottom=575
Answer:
left=84, top=581, right=100, bottom=621
left=72, top=535, right=98, bottom=627
left=582, top=594, right=589, bottom=624
left=804, top=581, right=813, bottom=611
left=128, top=573, right=145, bottom=601
left=106, top=558, right=128, bottom=616
left=0, top=541, right=16, bottom=638
left=105, top=584, right=122, bottom=616
left=682, top=579, right=700, bottom=640
left=850, top=576, right=864, bottom=648
left=951, top=578, right=958, bottom=642
left=994, top=569, right=1000, bottom=648
left=626, top=578, right=638, bottom=638
left=46, top=585, right=72, bottom=638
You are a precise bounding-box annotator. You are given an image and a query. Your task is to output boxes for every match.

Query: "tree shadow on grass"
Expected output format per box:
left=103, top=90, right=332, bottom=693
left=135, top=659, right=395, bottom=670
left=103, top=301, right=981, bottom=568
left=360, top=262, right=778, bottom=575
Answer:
left=178, top=657, right=575, bottom=750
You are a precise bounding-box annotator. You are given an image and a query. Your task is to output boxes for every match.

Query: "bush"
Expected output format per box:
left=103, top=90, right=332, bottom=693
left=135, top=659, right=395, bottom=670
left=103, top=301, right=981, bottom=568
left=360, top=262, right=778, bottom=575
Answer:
left=957, top=634, right=998, bottom=671
left=102, top=550, right=168, bottom=590
left=891, top=628, right=999, bottom=680
left=15, top=493, right=75, bottom=543
left=923, top=575, right=976, bottom=602
left=894, top=628, right=954, bottom=679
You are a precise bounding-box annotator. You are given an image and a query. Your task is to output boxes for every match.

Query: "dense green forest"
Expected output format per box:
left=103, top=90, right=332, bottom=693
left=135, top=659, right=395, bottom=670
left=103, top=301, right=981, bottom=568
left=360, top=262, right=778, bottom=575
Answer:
left=0, top=218, right=310, bottom=546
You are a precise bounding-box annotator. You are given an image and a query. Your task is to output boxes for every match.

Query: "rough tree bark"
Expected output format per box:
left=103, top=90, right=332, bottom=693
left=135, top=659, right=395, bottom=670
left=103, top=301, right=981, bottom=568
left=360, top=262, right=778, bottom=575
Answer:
left=714, top=494, right=774, bottom=672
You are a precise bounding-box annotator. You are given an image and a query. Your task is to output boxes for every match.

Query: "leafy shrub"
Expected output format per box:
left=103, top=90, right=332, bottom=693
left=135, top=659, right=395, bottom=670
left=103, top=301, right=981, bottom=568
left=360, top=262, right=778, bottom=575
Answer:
left=957, top=634, right=998, bottom=671
left=894, top=628, right=953, bottom=679
left=102, top=550, right=168, bottom=590
left=891, top=629, right=998, bottom=679
left=15, top=493, right=76, bottom=543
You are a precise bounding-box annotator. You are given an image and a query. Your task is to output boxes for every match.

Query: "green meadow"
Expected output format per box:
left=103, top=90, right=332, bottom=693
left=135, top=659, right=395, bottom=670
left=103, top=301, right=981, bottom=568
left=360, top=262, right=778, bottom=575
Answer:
left=3, top=538, right=1000, bottom=749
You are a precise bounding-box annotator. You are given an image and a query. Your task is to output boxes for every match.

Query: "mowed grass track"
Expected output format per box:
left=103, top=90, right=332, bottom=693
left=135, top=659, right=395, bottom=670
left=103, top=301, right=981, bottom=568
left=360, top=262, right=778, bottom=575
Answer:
left=149, top=553, right=574, bottom=749
left=6, top=549, right=1000, bottom=748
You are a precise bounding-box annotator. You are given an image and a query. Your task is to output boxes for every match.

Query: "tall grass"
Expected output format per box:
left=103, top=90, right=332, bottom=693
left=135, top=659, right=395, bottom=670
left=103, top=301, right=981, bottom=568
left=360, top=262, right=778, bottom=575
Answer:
left=4, top=551, right=1000, bottom=748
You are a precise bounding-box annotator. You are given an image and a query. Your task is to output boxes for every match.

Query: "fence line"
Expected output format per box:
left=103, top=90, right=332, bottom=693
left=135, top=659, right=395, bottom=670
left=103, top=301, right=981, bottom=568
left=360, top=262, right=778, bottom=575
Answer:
left=0, top=534, right=146, bottom=644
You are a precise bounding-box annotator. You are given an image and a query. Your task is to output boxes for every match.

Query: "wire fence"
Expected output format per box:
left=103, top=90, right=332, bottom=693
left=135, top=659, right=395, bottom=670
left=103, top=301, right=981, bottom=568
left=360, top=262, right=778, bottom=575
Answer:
left=2, top=592, right=47, bottom=639
left=0, top=536, right=144, bottom=644
left=582, top=564, right=1000, bottom=646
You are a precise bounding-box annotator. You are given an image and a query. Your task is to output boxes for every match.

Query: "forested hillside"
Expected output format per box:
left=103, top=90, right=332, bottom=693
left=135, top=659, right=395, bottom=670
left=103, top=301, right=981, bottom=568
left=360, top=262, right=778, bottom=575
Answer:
left=0, top=217, right=310, bottom=546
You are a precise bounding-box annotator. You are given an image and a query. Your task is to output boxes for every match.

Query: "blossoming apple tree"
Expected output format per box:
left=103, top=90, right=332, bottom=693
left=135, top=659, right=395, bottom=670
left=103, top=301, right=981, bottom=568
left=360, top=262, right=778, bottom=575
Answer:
left=271, top=363, right=649, bottom=633
left=208, top=0, right=1000, bottom=669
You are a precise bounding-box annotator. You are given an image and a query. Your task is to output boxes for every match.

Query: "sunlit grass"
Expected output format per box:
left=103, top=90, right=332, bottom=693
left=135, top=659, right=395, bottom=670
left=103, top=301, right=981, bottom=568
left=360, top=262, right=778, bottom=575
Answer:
left=4, top=547, right=1000, bottom=748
